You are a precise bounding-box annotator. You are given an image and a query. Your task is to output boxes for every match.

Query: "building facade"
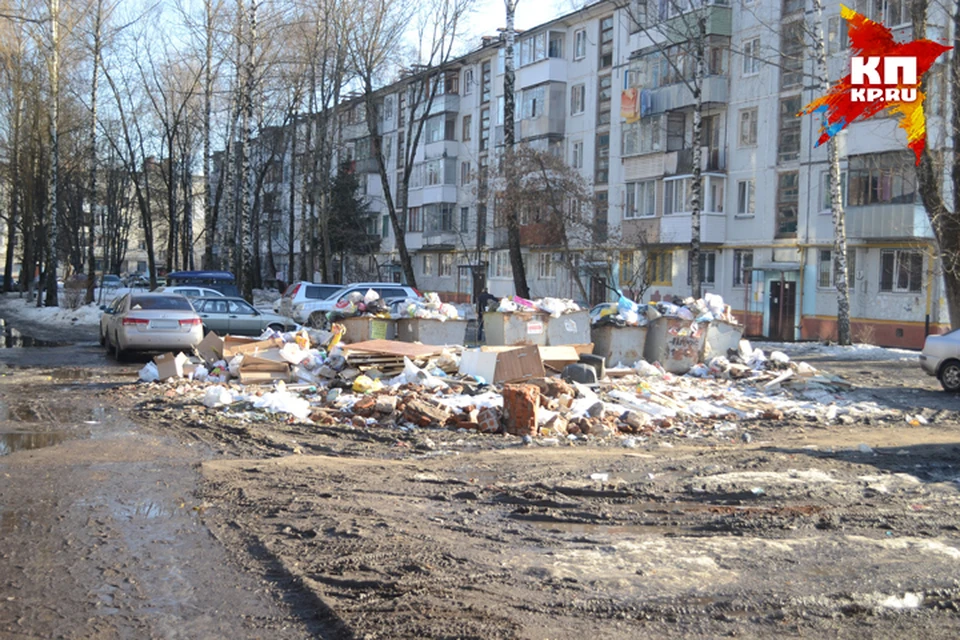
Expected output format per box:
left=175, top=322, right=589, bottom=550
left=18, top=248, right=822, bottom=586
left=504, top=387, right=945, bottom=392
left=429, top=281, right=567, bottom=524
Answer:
left=244, top=0, right=953, bottom=348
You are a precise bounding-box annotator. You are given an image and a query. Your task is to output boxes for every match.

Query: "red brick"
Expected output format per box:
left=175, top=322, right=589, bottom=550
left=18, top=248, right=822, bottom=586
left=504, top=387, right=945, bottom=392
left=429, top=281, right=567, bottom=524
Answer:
left=502, top=384, right=540, bottom=437
left=477, top=407, right=500, bottom=434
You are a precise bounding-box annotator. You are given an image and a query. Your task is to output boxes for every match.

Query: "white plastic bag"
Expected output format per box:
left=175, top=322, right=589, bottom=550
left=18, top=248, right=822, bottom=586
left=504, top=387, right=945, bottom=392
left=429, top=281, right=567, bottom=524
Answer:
left=203, top=386, right=234, bottom=408
left=249, top=391, right=311, bottom=420
left=138, top=362, right=159, bottom=382
left=635, top=360, right=663, bottom=377
left=770, top=351, right=791, bottom=364
left=280, top=342, right=307, bottom=364
left=363, top=288, right=380, bottom=304
left=497, top=298, right=518, bottom=313
left=704, top=292, right=726, bottom=318
left=228, top=355, right=244, bottom=378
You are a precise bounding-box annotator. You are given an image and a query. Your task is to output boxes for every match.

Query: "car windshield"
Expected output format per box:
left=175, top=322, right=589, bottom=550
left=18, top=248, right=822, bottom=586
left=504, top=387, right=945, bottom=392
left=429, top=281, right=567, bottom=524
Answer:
left=129, top=295, right=194, bottom=311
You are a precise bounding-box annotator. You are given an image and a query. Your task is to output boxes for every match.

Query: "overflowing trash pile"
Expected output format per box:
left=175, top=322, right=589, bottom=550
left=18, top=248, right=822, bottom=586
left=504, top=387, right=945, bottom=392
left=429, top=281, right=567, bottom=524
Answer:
left=134, top=317, right=909, bottom=445
left=394, top=292, right=461, bottom=322
left=594, top=292, right=739, bottom=327
left=496, top=296, right=582, bottom=318
left=328, top=289, right=392, bottom=322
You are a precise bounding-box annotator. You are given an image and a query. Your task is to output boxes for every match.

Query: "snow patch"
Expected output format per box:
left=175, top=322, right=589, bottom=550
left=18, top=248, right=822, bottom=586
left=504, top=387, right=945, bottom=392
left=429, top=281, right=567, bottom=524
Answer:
left=754, top=341, right=917, bottom=362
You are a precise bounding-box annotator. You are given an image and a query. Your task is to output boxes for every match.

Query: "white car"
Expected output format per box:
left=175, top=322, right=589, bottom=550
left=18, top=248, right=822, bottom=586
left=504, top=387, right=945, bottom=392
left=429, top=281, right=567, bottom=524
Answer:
left=279, top=282, right=345, bottom=322
left=153, top=285, right=225, bottom=300
left=100, top=293, right=204, bottom=360
left=920, top=329, right=960, bottom=391
left=290, top=282, right=419, bottom=326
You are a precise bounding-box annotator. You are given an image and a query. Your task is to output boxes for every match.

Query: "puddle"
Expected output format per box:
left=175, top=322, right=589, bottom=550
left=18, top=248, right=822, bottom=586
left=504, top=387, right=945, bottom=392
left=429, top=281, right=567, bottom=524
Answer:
left=49, top=368, right=99, bottom=381
left=0, top=402, right=108, bottom=424
left=531, top=521, right=690, bottom=537
left=0, top=325, right=70, bottom=348
left=0, top=431, right=82, bottom=456
left=115, top=501, right=179, bottom=521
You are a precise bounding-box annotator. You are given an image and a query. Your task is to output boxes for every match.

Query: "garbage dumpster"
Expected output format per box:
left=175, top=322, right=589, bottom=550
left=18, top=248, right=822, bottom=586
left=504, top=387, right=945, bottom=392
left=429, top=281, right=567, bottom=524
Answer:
left=703, top=320, right=744, bottom=362
left=544, top=311, right=591, bottom=346
left=396, top=318, right=467, bottom=346
left=591, top=324, right=649, bottom=367
left=482, top=311, right=548, bottom=346
left=339, top=316, right=396, bottom=344
left=643, top=317, right=708, bottom=374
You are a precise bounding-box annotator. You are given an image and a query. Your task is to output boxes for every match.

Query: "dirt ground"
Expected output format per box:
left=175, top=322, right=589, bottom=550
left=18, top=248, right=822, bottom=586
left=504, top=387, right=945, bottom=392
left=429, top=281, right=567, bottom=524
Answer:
left=2, top=300, right=960, bottom=639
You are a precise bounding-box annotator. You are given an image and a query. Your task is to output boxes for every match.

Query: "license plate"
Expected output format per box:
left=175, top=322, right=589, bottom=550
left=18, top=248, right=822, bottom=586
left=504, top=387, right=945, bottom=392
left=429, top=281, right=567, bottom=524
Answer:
left=151, top=320, right=178, bottom=329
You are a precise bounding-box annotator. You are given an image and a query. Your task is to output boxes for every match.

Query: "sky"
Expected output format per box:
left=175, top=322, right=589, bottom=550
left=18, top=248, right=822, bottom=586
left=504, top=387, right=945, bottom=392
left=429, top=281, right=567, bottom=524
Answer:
left=466, top=0, right=571, bottom=44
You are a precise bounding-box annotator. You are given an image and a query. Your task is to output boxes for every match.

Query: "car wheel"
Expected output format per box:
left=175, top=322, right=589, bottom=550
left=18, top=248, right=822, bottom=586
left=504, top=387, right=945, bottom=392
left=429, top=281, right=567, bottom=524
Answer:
left=99, top=330, right=105, bottom=346
left=308, top=312, right=328, bottom=330
left=939, top=360, right=960, bottom=392
left=267, top=323, right=285, bottom=333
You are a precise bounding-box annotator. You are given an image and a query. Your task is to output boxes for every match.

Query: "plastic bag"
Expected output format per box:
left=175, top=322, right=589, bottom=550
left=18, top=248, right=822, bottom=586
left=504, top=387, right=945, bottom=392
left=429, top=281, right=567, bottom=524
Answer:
left=228, top=355, right=244, bottom=378
left=138, top=362, right=159, bottom=382
left=618, top=295, right=639, bottom=316
left=747, top=349, right=767, bottom=370
left=704, top=292, right=726, bottom=318
left=687, top=363, right=709, bottom=378
left=352, top=375, right=383, bottom=394
left=635, top=360, right=664, bottom=377
left=390, top=357, right=447, bottom=389
left=513, top=296, right=536, bottom=309
left=190, top=365, right=209, bottom=382
left=203, top=386, right=234, bottom=408
left=294, top=329, right=310, bottom=350
left=677, top=306, right=695, bottom=321
left=364, top=288, right=380, bottom=304
left=249, top=391, right=311, bottom=420
left=498, top=298, right=519, bottom=313
left=539, top=297, right=567, bottom=318
left=659, top=302, right=680, bottom=316
left=438, top=303, right=459, bottom=320
left=770, top=351, right=790, bottom=364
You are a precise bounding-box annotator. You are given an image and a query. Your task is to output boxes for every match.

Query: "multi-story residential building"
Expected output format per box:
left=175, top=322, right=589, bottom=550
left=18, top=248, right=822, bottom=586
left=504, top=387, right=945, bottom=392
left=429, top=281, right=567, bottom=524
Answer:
left=239, top=0, right=953, bottom=348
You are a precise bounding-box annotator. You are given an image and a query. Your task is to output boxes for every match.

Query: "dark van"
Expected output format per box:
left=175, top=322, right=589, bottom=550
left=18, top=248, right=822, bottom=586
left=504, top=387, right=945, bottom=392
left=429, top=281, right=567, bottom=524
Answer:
left=164, top=271, right=241, bottom=297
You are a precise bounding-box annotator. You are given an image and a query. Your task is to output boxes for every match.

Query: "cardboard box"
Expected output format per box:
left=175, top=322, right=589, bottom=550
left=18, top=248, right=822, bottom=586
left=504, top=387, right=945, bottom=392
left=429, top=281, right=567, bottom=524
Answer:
left=238, top=353, right=291, bottom=385
left=222, top=336, right=284, bottom=359
left=458, top=344, right=544, bottom=385
left=154, top=352, right=189, bottom=381
left=196, top=331, right=224, bottom=365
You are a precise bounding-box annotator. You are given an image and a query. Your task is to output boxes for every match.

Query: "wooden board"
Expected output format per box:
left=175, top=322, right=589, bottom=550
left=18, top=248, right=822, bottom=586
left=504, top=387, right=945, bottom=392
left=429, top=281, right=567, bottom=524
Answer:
left=342, top=339, right=445, bottom=359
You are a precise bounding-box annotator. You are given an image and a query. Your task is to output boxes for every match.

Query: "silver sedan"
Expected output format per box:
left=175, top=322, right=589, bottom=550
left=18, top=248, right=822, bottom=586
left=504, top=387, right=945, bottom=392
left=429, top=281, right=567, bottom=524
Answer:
left=100, top=293, right=203, bottom=360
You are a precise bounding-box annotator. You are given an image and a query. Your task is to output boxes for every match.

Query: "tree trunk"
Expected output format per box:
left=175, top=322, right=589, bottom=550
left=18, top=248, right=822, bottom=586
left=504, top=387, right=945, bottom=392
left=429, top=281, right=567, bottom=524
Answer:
left=4, top=74, right=23, bottom=293
left=202, top=0, right=216, bottom=269
left=85, top=0, right=103, bottom=304
left=287, top=116, right=297, bottom=284
left=503, top=0, right=529, bottom=298
left=688, top=12, right=706, bottom=300
left=238, top=0, right=257, bottom=301
left=44, top=0, right=61, bottom=307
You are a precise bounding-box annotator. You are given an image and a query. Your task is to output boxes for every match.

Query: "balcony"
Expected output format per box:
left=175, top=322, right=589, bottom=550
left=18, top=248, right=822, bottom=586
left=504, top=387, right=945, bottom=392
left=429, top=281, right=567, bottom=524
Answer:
left=423, top=139, right=459, bottom=159
left=422, top=229, right=459, bottom=248
left=647, top=75, right=728, bottom=114
left=665, top=147, right=726, bottom=175
left=428, top=93, right=460, bottom=116
left=845, top=203, right=934, bottom=240
left=659, top=212, right=726, bottom=244
left=516, top=58, right=567, bottom=89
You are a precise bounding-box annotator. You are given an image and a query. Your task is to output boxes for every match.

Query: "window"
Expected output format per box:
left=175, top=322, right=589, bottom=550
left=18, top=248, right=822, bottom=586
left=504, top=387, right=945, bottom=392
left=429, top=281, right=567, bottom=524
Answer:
left=733, top=250, right=753, bottom=287
left=663, top=178, right=691, bottom=215
left=595, top=132, right=610, bottom=184
left=570, top=83, right=585, bottom=115
left=436, top=204, right=454, bottom=231
left=463, top=68, right=474, bottom=94
left=622, top=115, right=663, bottom=155
left=460, top=206, right=469, bottom=230
left=520, top=32, right=548, bottom=66
left=480, top=108, right=491, bottom=151
left=382, top=215, right=390, bottom=238
left=538, top=253, right=556, bottom=279
left=778, top=96, right=801, bottom=162
left=776, top=171, right=799, bottom=238
left=880, top=249, right=923, bottom=292
left=742, top=37, right=761, bottom=75
left=817, top=249, right=856, bottom=289
left=625, top=180, right=657, bottom=218
left=597, top=74, right=612, bottom=126
left=854, top=0, right=908, bottom=27
left=481, top=60, right=492, bottom=103
left=707, top=177, right=725, bottom=213
left=548, top=32, right=564, bottom=58
left=820, top=170, right=848, bottom=210
left=847, top=152, right=918, bottom=206
left=827, top=16, right=848, bottom=55
left=571, top=140, right=584, bottom=168
left=493, top=250, right=512, bottom=278
left=574, top=29, right=586, bottom=60
left=594, top=191, right=609, bottom=243
left=737, top=180, right=755, bottom=215
left=440, top=253, right=453, bottom=277
left=461, top=161, right=471, bottom=185
left=522, top=85, right=545, bottom=119
left=599, top=16, right=614, bottom=68
left=407, top=206, right=423, bottom=232
left=739, top=108, right=758, bottom=146
left=648, top=250, right=673, bottom=286
left=780, top=20, right=805, bottom=89
left=422, top=254, right=434, bottom=276
left=783, top=0, right=803, bottom=15
left=666, top=112, right=685, bottom=151
left=687, top=252, right=716, bottom=286
left=462, top=114, right=472, bottom=141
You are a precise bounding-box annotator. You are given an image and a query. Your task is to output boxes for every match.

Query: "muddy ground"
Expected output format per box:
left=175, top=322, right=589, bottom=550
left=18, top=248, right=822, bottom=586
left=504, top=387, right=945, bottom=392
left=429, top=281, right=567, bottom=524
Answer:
left=2, top=301, right=960, bottom=639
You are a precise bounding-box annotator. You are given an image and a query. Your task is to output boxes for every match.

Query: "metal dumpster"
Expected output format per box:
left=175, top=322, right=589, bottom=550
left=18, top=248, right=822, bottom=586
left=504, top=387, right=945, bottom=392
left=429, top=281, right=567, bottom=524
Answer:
left=643, top=317, right=708, bottom=374
left=482, top=311, right=548, bottom=346
left=396, top=318, right=467, bottom=346
left=339, top=316, right=396, bottom=344
left=591, top=324, right=649, bottom=367
left=544, top=310, right=591, bottom=346
left=702, top=320, right=744, bottom=362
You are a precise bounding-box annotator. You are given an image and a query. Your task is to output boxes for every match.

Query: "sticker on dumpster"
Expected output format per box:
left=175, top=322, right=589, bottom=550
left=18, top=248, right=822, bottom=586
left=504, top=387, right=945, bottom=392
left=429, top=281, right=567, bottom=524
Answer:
left=564, top=319, right=577, bottom=333
left=526, top=321, right=544, bottom=335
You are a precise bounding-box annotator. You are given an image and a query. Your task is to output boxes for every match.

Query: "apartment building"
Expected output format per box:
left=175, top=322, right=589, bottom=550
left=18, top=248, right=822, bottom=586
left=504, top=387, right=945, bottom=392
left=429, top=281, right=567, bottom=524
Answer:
left=248, top=0, right=952, bottom=348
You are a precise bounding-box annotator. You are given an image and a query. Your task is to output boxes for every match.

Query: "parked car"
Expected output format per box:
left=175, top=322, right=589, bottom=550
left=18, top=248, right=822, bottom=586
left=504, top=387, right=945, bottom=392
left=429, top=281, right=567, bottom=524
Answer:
left=154, top=285, right=225, bottom=300
left=192, top=296, right=298, bottom=336
left=101, top=274, right=123, bottom=289
left=165, top=270, right=239, bottom=297
left=100, top=293, right=203, bottom=360
left=296, top=282, right=420, bottom=328
left=280, top=282, right=350, bottom=323
left=920, top=329, right=960, bottom=391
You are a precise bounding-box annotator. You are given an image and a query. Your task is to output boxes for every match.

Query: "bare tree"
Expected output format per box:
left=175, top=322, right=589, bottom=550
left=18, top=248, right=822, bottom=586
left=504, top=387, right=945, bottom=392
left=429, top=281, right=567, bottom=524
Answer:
left=42, top=0, right=61, bottom=306
left=501, top=0, right=529, bottom=298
